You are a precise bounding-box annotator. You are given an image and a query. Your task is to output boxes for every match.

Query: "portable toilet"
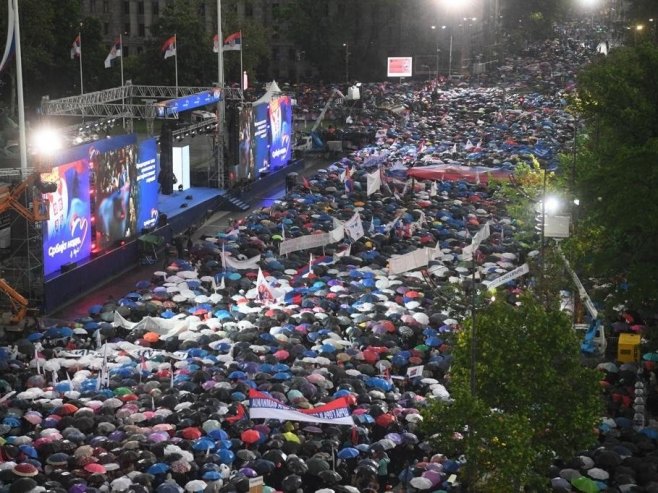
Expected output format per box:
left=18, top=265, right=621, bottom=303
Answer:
left=618, top=333, right=641, bottom=363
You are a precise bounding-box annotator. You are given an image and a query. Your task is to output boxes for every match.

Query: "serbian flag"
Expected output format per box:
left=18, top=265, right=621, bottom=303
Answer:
left=249, top=388, right=354, bottom=425
left=70, top=34, right=81, bottom=59
left=223, top=31, right=242, bottom=51
left=104, top=37, right=121, bottom=68
left=161, top=35, right=176, bottom=59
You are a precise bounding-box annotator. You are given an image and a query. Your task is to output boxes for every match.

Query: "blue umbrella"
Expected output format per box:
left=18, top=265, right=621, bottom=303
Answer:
left=229, top=371, right=247, bottom=380
left=202, top=471, right=221, bottom=481
left=337, top=447, right=360, bottom=459
left=208, top=429, right=229, bottom=441
left=193, top=438, right=216, bottom=451
left=147, top=463, right=170, bottom=475
left=218, top=449, right=235, bottom=464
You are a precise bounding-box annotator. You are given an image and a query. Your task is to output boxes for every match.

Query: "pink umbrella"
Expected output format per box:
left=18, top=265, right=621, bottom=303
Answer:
left=422, top=469, right=442, bottom=486
left=274, top=350, right=290, bottom=361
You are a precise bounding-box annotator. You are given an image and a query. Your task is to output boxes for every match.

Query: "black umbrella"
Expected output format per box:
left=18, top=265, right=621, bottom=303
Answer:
left=318, top=470, right=343, bottom=484
left=281, top=474, right=303, bottom=492
left=305, top=457, right=331, bottom=476
left=284, top=458, right=308, bottom=475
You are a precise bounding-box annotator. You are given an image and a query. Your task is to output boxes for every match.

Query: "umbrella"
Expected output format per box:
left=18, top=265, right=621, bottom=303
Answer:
left=409, top=476, right=433, bottom=490
left=306, top=457, right=331, bottom=475
left=241, top=429, right=261, bottom=444
left=337, top=447, right=360, bottom=459
left=318, top=470, right=343, bottom=484
left=185, top=480, right=207, bottom=492
left=281, top=474, right=303, bottom=492
left=571, top=476, right=599, bottom=493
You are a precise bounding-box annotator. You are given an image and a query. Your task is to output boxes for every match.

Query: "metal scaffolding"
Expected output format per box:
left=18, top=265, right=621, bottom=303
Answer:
left=41, top=83, right=243, bottom=192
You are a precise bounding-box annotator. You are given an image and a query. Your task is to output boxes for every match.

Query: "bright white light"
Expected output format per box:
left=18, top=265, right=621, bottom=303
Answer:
left=544, top=196, right=561, bottom=215
left=32, top=127, right=63, bottom=156
left=573, top=198, right=580, bottom=206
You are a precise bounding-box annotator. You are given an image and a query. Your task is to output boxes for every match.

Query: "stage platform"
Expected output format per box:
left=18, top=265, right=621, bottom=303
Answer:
left=42, top=187, right=223, bottom=314
left=42, top=159, right=305, bottom=315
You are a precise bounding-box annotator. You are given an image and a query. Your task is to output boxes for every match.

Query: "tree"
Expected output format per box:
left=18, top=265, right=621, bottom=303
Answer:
left=421, top=295, right=602, bottom=491
left=571, top=42, right=658, bottom=306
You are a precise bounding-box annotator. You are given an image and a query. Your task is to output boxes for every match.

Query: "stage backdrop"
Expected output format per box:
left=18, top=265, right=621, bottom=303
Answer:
left=43, top=134, right=159, bottom=275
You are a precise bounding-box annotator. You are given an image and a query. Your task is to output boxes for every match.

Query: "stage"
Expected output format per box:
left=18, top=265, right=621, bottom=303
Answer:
left=42, top=187, right=223, bottom=314
left=42, top=159, right=305, bottom=315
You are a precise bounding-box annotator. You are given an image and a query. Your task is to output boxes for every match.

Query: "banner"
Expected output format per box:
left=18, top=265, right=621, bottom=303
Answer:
left=344, top=212, right=364, bottom=241
left=483, top=263, right=529, bottom=290
left=249, top=389, right=354, bottom=425
left=366, top=169, right=382, bottom=196
left=279, top=225, right=344, bottom=255
left=388, top=247, right=442, bottom=275
left=407, top=365, right=424, bottom=378
left=223, top=253, right=261, bottom=270
left=461, top=221, right=491, bottom=261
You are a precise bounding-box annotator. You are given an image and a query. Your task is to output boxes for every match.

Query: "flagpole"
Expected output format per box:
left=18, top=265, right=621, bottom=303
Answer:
left=78, top=31, right=84, bottom=95
left=239, top=30, right=243, bottom=93
left=11, top=0, right=27, bottom=175
left=174, top=34, right=178, bottom=96
left=119, top=33, right=125, bottom=129
left=217, top=1, right=224, bottom=88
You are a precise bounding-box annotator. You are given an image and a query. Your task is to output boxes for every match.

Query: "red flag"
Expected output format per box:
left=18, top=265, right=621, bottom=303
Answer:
left=303, top=176, right=311, bottom=189
left=161, top=35, right=176, bottom=59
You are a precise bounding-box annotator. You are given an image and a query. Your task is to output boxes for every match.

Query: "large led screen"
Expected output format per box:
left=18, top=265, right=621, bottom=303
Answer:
left=253, top=102, right=270, bottom=173
left=91, top=137, right=138, bottom=250
left=238, top=106, right=254, bottom=181
left=268, top=95, right=292, bottom=171
left=136, top=138, right=159, bottom=231
left=41, top=161, right=92, bottom=277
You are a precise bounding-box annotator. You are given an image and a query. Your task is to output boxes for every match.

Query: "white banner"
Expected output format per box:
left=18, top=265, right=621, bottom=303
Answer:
left=222, top=254, right=261, bottom=270
left=484, top=263, right=529, bottom=290
left=407, top=365, right=424, bottom=378
left=249, top=389, right=354, bottom=425
left=279, top=226, right=344, bottom=255
left=388, top=247, right=442, bottom=275
left=366, top=170, right=382, bottom=196
left=344, top=212, right=364, bottom=241
left=462, top=222, right=491, bottom=261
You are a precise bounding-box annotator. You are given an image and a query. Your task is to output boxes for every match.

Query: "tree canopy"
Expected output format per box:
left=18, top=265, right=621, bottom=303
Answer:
left=571, top=42, right=658, bottom=305
left=421, top=295, right=601, bottom=491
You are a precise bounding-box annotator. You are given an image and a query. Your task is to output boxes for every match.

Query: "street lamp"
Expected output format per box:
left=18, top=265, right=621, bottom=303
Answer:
left=342, top=43, right=350, bottom=83
left=441, top=25, right=454, bottom=79
left=431, top=25, right=441, bottom=78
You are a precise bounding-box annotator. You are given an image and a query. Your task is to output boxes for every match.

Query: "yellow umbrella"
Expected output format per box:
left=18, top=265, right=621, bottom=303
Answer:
left=282, top=431, right=300, bottom=443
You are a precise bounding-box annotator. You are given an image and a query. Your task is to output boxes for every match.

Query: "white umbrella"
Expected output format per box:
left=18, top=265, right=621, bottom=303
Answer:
left=178, top=270, right=199, bottom=279
left=410, top=476, right=433, bottom=490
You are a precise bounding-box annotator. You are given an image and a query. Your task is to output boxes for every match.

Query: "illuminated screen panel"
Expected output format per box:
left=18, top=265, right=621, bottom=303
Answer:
left=387, top=57, right=413, bottom=77
left=253, top=102, right=270, bottom=173
left=238, top=106, right=255, bottom=181
left=154, top=88, right=222, bottom=118
left=90, top=136, right=139, bottom=250
left=268, top=95, right=292, bottom=171
left=41, top=161, right=92, bottom=276
left=136, top=138, right=159, bottom=231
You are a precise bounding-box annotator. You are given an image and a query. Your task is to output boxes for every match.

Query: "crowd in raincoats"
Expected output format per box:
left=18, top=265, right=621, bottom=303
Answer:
left=1, top=20, right=658, bottom=493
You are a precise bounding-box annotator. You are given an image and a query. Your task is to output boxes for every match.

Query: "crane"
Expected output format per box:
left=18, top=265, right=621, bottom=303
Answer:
left=555, top=243, right=605, bottom=357
left=0, top=172, right=54, bottom=326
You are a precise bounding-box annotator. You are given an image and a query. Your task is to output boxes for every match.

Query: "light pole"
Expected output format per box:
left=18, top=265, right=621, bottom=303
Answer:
left=438, top=25, right=453, bottom=78
left=342, top=42, right=350, bottom=83
left=431, top=25, right=441, bottom=78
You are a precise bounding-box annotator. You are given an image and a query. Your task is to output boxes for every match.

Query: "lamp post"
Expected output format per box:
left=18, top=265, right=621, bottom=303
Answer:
left=342, top=42, right=350, bottom=83
left=443, top=25, right=453, bottom=79
left=431, top=25, right=441, bottom=78
left=635, top=24, right=644, bottom=45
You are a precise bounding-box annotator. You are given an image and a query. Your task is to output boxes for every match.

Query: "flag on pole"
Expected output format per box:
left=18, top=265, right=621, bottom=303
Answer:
left=303, top=253, right=314, bottom=278
left=223, top=31, right=242, bottom=51
left=70, top=34, right=81, bottom=59
left=0, top=0, right=16, bottom=74
left=256, top=268, right=274, bottom=304
left=161, top=35, right=176, bottom=59
left=281, top=222, right=286, bottom=241
left=104, top=37, right=121, bottom=68
left=212, top=34, right=220, bottom=53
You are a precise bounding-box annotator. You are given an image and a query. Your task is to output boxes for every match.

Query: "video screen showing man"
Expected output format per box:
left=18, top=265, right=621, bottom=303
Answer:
left=91, top=143, right=138, bottom=250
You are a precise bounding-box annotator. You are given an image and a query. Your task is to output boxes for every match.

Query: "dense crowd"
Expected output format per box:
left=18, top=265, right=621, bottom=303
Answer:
left=1, top=21, right=655, bottom=493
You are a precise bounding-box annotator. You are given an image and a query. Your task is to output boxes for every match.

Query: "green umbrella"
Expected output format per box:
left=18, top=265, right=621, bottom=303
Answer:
left=643, top=352, right=658, bottom=362
left=571, top=475, right=599, bottom=493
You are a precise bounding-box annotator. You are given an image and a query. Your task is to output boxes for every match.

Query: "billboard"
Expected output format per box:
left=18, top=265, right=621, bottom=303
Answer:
left=238, top=106, right=255, bottom=181
left=41, top=161, right=92, bottom=277
left=387, top=57, right=413, bottom=77
left=136, top=138, right=159, bottom=231
left=253, top=102, right=270, bottom=174
left=90, top=135, right=138, bottom=250
left=268, top=95, right=292, bottom=171
left=155, top=88, right=222, bottom=118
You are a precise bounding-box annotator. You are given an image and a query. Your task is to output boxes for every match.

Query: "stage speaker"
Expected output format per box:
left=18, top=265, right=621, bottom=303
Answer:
left=61, top=262, right=77, bottom=273
left=157, top=213, right=168, bottom=227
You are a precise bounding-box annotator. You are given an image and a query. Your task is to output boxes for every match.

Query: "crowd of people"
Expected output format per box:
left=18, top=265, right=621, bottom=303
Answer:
left=0, top=21, right=654, bottom=493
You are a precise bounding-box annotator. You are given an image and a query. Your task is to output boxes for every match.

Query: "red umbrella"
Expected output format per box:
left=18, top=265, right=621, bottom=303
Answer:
left=241, top=429, right=261, bottom=445
left=274, top=350, right=290, bottom=361
left=376, top=413, right=396, bottom=428
left=54, top=403, right=79, bottom=416
left=84, top=463, right=107, bottom=474
left=180, top=427, right=202, bottom=440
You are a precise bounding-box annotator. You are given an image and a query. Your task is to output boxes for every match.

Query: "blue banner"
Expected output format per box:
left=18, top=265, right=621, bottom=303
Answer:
left=253, top=103, right=270, bottom=173
left=136, top=138, right=159, bottom=231
left=41, top=161, right=92, bottom=276
left=269, top=95, right=292, bottom=170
